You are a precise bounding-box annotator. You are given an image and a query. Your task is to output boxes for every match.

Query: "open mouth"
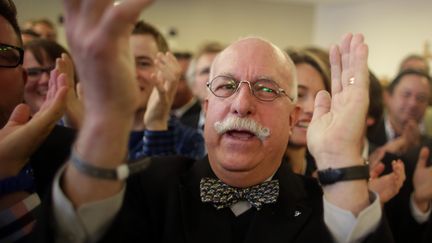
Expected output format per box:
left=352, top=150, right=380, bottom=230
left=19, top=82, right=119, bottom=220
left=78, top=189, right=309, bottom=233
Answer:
left=226, top=129, right=256, bottom=140
left=37, top=89, right=48, bottom=96
left=296, top=121, right=310, bottom=129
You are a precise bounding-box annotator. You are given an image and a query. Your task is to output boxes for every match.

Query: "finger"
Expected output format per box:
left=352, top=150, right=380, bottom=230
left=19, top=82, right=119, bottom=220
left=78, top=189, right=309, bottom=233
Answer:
left=4, top=104, right=31, bottom=127
left=150, top=72, right=165, bottom=92
left=416, top=146, right=430, bottom=170
left=329, top=45, right=342, bottom=95
left=100, top=0, right=154, bottom=38
left=62, top=0, right=81, bottom=20
left=349, top=34, right=364, bottom=71
left=36, top=74, right=68, bottom=120
left=61, top=53, right=75, bottom=87
left=46, top=68, right=60, bottom=101
left=80, top=0, right=113, bottom=29
left=394, top=160, right=406, bottom=184
left=340, top=33, right=353, bottom=88
left=311, top=90, right=331, bottom=123
left=370, top=162, right=385, bottom=179
left=353, top=38, right=369, bottom=91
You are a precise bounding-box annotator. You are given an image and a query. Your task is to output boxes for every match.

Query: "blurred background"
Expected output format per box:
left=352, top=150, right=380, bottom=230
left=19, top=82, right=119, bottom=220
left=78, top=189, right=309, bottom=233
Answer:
left=14, top=0, right=432, bottom=82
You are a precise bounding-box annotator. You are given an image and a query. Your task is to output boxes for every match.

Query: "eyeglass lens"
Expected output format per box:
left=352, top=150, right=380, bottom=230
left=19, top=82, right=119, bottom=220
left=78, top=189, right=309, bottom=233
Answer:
left=209, top=76, right=283, bottom=101
left=0, top=45, right=21, bottom=68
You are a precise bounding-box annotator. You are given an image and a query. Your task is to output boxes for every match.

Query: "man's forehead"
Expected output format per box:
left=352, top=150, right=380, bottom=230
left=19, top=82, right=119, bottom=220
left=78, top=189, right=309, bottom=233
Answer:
left=211, top=39, right=293, bottom=81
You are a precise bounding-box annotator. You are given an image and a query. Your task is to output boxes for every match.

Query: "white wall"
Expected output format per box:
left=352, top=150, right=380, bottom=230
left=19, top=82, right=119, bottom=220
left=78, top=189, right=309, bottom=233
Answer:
left=314, top=0, right=432, bottom=80
left=14, top=0, right=315, bottom=53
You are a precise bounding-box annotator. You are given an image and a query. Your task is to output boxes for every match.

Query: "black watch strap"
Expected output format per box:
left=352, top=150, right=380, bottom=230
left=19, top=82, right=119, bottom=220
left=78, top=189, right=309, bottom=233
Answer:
left=317, top=164, right=369, bottom=185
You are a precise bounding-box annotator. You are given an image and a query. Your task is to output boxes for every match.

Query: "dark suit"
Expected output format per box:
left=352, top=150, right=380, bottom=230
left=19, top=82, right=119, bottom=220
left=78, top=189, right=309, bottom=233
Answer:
left=30, top=125, right=76, bottom=196
left=35, top=156, right=391, bottom=243
left=178, top=99, right=201, bottom=129
left=367, top=118, right=388, bottom=147
left=368, top=118, right=432, bottom=149
left=380, top=149, right=432, bottom=243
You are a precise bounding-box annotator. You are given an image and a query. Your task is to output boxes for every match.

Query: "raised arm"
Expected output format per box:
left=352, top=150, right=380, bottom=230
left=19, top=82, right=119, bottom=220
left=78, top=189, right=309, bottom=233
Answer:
left=60, top=0, right=154, bottom=207
left=307, top=33, right=371, bottom=214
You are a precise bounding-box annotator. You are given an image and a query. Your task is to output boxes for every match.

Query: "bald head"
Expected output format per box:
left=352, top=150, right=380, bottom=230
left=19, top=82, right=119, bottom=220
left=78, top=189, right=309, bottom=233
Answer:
left=210, top=37, right=297, bottom=100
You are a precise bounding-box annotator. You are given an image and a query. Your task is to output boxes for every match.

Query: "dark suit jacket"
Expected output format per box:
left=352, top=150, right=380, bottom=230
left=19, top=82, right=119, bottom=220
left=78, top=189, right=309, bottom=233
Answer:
left=179, top=100, right=201, bottom=129
left=380, top=149, right=432, bottom=243
left=30, top=125, right=76, bottom=196
left=367, top=118, right=389, bottom=147
left=35, top=156, right=392, bottom=243
left=368, top=118, right=432, bottom=149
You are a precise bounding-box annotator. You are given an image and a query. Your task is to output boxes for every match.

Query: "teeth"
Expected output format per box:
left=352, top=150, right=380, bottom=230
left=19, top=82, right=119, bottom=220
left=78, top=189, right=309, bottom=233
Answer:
left=297, top=121, right=309, bottom=128
left=38, top=90, right=48, bottom=96
left=228, top=130, right=254, bottom=140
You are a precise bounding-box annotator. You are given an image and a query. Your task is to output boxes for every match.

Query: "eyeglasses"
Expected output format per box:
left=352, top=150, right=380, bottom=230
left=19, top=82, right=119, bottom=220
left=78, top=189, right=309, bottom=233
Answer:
left=0, top=43, right=24, bottom=68
left=207, top=75, right=294, bottom=102
left=26, top=66, right=55, bottom=79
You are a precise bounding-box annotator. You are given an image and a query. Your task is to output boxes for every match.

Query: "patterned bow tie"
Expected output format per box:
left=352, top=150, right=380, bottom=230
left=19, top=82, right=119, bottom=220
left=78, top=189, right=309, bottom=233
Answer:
left=200, top=177, right=279, bottom=210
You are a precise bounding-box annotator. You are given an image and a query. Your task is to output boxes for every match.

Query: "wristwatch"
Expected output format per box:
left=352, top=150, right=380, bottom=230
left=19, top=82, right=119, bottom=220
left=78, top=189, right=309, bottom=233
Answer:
left=317, top=164, right=370, bottom=185
left=70, top=149, right=152, bottom=180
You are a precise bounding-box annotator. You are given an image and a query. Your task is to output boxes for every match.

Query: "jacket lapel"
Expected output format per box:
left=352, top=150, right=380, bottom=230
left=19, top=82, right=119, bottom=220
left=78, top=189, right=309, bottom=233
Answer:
left=244, top=162, right=315, bottom=243
left=179, top=157, right=233, bottom=243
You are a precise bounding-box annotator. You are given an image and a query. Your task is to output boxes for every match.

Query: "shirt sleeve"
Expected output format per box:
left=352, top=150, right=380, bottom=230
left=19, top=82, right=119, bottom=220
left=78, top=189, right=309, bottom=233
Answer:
left=324, top=192, right=382, bottom=243
left=52, top=165, right=125, bottom=243
left=0, top=193, right=40, bottom=243
left=410, top=193, right=432, bottom=224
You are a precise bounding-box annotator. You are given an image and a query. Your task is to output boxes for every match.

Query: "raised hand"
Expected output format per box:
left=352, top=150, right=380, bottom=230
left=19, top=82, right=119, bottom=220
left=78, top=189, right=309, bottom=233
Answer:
left=307, top=33, right=369, bottom=169
left=61, top=0, right=155, bottom=206
left=307, top=33, right=370, bottom=214
left=413, top=147, right=432, bottom=212
left=56, top=53, right=84, bottom=129
left=0, top=70, right=67, bottom=178
left=62, top=0, right=154, bottom=120
left=144, top=52, right=181, bottom=130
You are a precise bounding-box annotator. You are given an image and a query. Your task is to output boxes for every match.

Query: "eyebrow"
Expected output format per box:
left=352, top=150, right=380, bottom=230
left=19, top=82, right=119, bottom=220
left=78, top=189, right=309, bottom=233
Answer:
left=198, top=67, right=211, bottom=75
left=215, top=72, right=277, bottom=81
left=135, top=56, right=153, bottom=62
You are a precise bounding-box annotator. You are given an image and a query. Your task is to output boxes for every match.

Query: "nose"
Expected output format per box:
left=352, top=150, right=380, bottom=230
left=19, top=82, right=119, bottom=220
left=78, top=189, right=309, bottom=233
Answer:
left=230, top=82, right=256, bottom=117
left=407, top=95, right=420, bottom=107
left=302, top=95, right=315, bottom=114
left=39, top=71, right=50, bottom=85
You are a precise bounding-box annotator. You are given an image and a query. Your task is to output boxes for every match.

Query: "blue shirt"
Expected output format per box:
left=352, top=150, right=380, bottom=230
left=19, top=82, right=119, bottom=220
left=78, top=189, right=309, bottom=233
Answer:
left=128, top=116, right=205, bottom=160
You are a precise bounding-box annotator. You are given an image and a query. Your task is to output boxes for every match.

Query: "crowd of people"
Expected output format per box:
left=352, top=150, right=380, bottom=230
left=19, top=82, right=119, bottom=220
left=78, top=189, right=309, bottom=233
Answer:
left=0, top=0, right=431, bottom=242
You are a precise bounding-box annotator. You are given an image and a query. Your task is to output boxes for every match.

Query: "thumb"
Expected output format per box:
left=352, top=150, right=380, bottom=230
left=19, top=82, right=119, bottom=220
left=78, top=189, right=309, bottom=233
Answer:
left=370, top=162, right=385, bottom=179
left=5, top=104, right=31, bottom=127
left=415, top=146, right=429, bottom=171
left=311, top=90, right=331, bottom=123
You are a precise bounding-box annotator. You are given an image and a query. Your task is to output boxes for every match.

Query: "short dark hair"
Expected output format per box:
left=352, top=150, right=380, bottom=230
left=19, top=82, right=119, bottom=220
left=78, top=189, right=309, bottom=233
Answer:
left=21, top=28, right=41, bottom=38
left=32, top=18, right=55, bottom=29
left=195, top=41, right=225, bottom=59
left=399, top=54, right=430, bottom=74
left=287, top=49, right=331, bottom=93
left=387, top=69, right=432, bottom=94
left=24, top=39, right=69, bottom=65
left=0, top=0, right=22, bottom=45
left=132, top=20, right=169, bottom=52
left=24, top=39, right=78, bottom=83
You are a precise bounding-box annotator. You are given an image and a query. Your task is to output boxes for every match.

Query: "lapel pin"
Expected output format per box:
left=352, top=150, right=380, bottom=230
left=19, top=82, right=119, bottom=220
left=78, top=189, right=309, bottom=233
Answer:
left=294, top=210, right=301, bottom=217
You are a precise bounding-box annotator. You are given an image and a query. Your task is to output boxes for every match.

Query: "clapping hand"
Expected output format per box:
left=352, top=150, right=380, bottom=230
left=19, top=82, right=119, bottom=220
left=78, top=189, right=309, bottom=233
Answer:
left=0, top=69, right=67, bottom=178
